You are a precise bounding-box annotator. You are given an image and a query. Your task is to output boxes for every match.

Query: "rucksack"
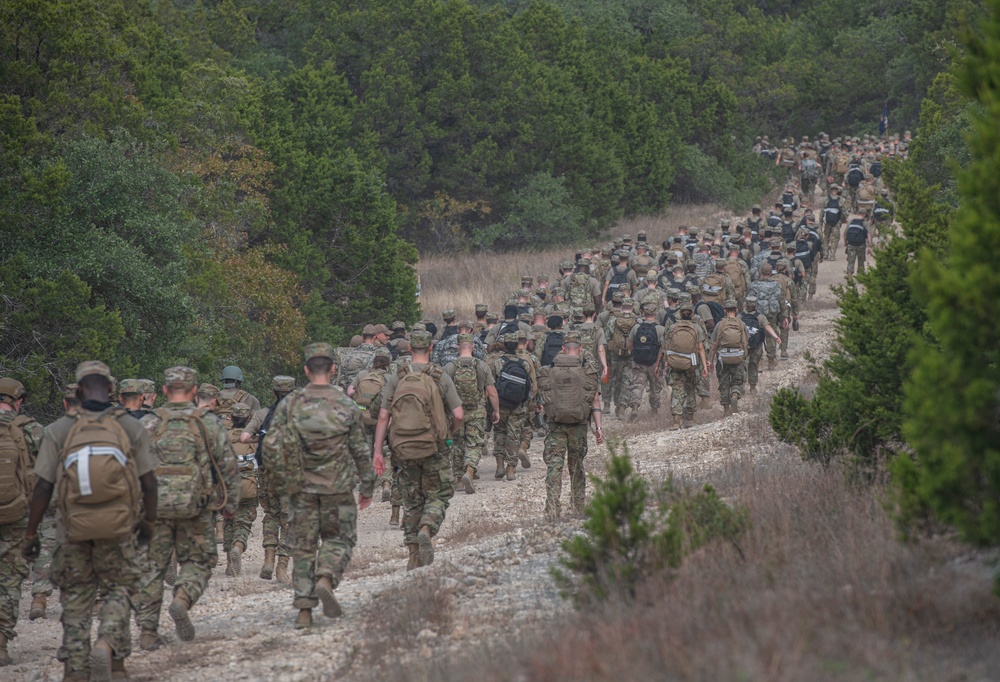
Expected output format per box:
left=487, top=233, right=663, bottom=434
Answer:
left=781, top=221, right=796, bottom=244
left=723, top=261, right=746, bottom=297
left=354, top=369, right=388, bottom=427
left=495, top=357, right=532, bottom=409
left=873, top=205, right=891, bottom=222
left=870, top=161, right=882, bottom=178
left=715, top=317, right=748, bottom=365
left=568, top=273, right=591, bottom=307
left=741, top=312, right=765, bottom=350
left=495, top=320, right=519, bottom=341
left=607, top=312, right=636, bottom=357
left=57, top=409, right=140, bottom=542
left=631, top=321, right=661, bottom=366
left=665, top=320, right=700, bottom=370
left=216, top=388, right=251, bottom=421
left=605, top=267, right=630, bottom=302
left=800, top=158, right=820, bottom=180
left=632, top=254, right=655, bottom=275
left=824, top=198, right=842, bottom=226
left=846, top=221, right=867, bottom=246
left=693, top=252, right=713, bottom=280
left=450, top=358, right=481, bottom=411
left=847, top=166, right=864, bottom=188
left=748, top=280, right=782, bottom=317
left=781, top=148, right=796, bottom=167
left=794, top=239, right=814, bottom=270
left=150, top=408, right=216, bottom=520
left=834, top=153, right=849, bottom=175
left=781, top=191, right=796, bottom=208
left=389, top=364, right=448, bottom=461
left=700, top=272, right=726, bottom=303
left=699, top=301, right=725, bottom=326
left=538, top=355, right=598, bottom=425
left=341, top=347, right=375, bottom=387
left=540, top=331, right=564, bottom=367
left=0, top=416, right=31, bottom=525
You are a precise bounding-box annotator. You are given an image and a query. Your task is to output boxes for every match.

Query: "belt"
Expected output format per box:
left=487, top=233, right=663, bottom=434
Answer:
left=666, top=350, right=697, bottom=366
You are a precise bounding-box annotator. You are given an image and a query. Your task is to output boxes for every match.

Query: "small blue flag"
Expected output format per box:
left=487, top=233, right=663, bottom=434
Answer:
left=879, top=106, right=888, bottom=136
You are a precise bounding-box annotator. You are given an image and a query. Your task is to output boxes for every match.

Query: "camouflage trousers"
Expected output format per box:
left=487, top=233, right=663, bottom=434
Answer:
left=747, top=345, right=764, bottom=388
left=30, top=510, right=56, bottom=597
left=258, top=470, right=290, bottom=557
left=224, top=493, right=258, bottom=553
left=697, top=372, right=711, bottom=399
left=716, top=360, right=747, bottom=405
left=823, top=223, right=841, bottom=259
left=845, top=245, right=866, bottom=275
left=398, top=448, right=454, bottom=545
left=136, top=511, right=216, bottom=632
left=54, top=535, right=140, bottom=675
left=669, top=367, right=699, bottom=417
left=607, top=354, right=633, bottom=411
left=519, top=400, right=537, bottom=452
left=286, top=492, right=357, bottom=610
left=629, top=363, right=662, bottom=410
left=0, top=519, right=28, bottom=640
left=495, top=405, right=527, bottom=468
left=451, top=407, right=487, bottom=477
left=764, top=314, right=779, bottom=360
left=542, top=422, right=588, bottom=518
left=808, top=260, right=819, bottom=297
left=366, top=426, right=401, bottom=507
left=778, top=314, right=790, bottom=355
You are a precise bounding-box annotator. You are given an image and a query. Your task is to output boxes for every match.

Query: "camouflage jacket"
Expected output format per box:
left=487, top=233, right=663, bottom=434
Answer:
left=431, top=333, right=486, bottom=366
left=268, top=384, right=375, bottom=498
left=140, top=402, right=241, bottom=516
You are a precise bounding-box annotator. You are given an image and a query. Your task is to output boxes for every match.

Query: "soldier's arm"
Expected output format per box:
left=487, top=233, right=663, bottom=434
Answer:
left=373, top=408, right=390, bottom=475
left=214, top=424, right=242, bottom=516
left=348, top=416, right=375, bottom=502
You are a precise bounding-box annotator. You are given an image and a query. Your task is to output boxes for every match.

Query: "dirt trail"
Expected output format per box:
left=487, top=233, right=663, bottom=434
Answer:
left=9, top=246, right=847, bottom=682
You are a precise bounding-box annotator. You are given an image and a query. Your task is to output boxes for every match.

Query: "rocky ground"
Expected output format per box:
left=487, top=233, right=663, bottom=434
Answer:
left=9, top=255, right=845, bottom=682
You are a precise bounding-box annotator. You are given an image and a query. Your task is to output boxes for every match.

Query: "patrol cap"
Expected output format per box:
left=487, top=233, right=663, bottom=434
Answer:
left=350, top=335, right=363, bottom=347
left=520, top=274, right=533, bottom=284
left=710, top=245, right=721, bottom=255
left=537, top=274, right=550, bottom=283
left=409, top=330, right=433, bottom=349
left=486, top=313, right=499, bottom=323
left=688, top=227, right=699, bottom=236
left=560, top=260, right=574, bottom=270
left=164, top=366, right=198, bottom=389
left=76, top=361, right=112, bottom=383
left=576, top=257, right=591, bottom=267
left=616, top=250, right=629, bottom=260
left=563, top=331, right=582, bottom=345
left=582, top=299, right=596, bottom=314
left=678, top=292, right=693, bottom=304
left=272, top=375, right=295, bottom=392
left=517, top=288, right=532, bottom=298
left=752, top=204, right=762, bottom=211
left=622, top=297, right=635, bottom=307
left=621, top=233, right=632, bottom=242
left=457, top=319, right=473, bottom=330
left=412, top=324, right=426, bottom=332
left=706, top=228, right=716, bottom=238
left=645, top=270, right=658, bottom=281
left=392, top=320, right=407, bottom=331
left=118, top=379, right=143, bottom=395
left=474, top=304, right=488, bottom=314
left=678, top=302, right=694, bottom=312
left=723, top=299, right=738, bottom=309
left=685, top=284, right=699, bottom=295
left=457, top=333, right=474, bottom=345
left=442, top=309, right=456, bottom=321
left=197, top=383, right=220, bottom=398
left=0, top=378, right=26, bottom=401
left=612, top=291, right=625, bottom=303
left=770, top=238, right=783, bottom=248
left=304, top=342, right=336, bottom=362
left=515, top=329, right=530, bottom=341
left=666, top=288, right=681, bottom=300
left=550, top=287, right=565, bottom=297
left=63, top=383, right=78, bottom=399
left=501, top=333, right=518, bottom=343
left=362, top=323, right=377, bottom=336
left=373, top=348, right=392, bottom=360
left=720, top=218, right=731, bottom=227
left=231, top=402, right=251, bottom=419
left=745, top=295, right=758, bottom=307
left=373, top=323, right=391, bottom=336
left=640, top=301, right=658, bottom=314
left=571, top=307, right=585, bottom=320
left=139, top=379, right=156, bottom=394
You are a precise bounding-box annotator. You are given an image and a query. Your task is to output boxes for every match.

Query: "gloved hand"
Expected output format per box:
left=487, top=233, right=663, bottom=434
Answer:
left=22, top=534, right=41, bottom=561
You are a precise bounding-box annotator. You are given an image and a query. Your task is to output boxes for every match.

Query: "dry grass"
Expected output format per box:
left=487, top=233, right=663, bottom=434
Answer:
left=417, top=206, right=729, bottom=322
left=363, top=575, right=455, bottom=650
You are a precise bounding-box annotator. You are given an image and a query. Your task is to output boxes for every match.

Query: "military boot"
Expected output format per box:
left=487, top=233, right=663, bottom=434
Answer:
left=275, top=555, right=291, bottom=584
left=505, top=465, right=516, bottom=481
left=723, top=404, right=731, bottom=417
left=260, top=547, right=276, bottom=580
left=29, top=594, right=47, bottom=620
left=461, top=465, right=476, bottom=495
left=494, top=455, right=505, bottom=479
left=63, top=662, right=89, bottom=682
left=230, top=541, right=244, bottom=576
left=294, top=609, right=312, bottom=630
left=731, top=398, right=740, bottom=414
left=767, top=357, right=778, bottom=370
left=668, top=414, right=680, bottom=431
left=651, top=406, right=659, bottom=418
left=389, top=505, right=400, bottom=526
left=518, top=448, right=531, bottom=469
left=90, top=638, right=113, bottom=682
left=140, top=628, right=164, bottom=651
left=417, top=525, right=434, bottom=567
left=315, top=576, right=343, bottom=619
left=225, top=551, right=234, bottom=577
left=381, top=480, right=391, bottom=503
left=0, top=633, right=11, bottom=666
left=406, top=544, right=421, bottom=571
left=110, top=657, right=128, bottom=682
left=168, top=589, right=195, bottom=642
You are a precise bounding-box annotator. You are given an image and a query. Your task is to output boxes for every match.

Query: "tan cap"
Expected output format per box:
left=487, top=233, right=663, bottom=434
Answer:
left=63, top=383, right=78, bottom=399
left=362, top=324, right=376, bottom=336
left=76, top=361, right=112, bottom=382
left=457, top=333, right=474, bottom=344
left=457, top=319, right=473, bottom=330
left=231, top=402, right=252, bottom=419
left=373, top=323, right=391, bottom=335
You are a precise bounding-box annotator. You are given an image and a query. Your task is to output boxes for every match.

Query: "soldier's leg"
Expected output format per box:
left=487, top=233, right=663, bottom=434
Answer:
left=629, top=362, right=647, bottom=413
left=286, top=493, right=320, bottom=610
left=823, top=225, right=833, bottom=258
left=669, top=369, right=685, bottom=418
left=647, top=367, right=663, bottom=411
left=747, top=346, right=763, bottom=390
left=494, top=410, right=509, bottom=468
left=857, top=248, right=867, bottom=274
left=683, top=369, right=699, bottom=422
left=173, top=512, right=217, bottom=608
left=260, top=471, right=280, bottom=551
left=389, top=449, right=402, bottom=507
left=233, top=497, right=257, bottom=549
left=463, top=409, right=486, bottom=474
left=808, top=261, right=818, bottom=298
left=831, top=224, right=841, bottom=258
left=417, top=449, right=455, bottom=537
left=30, top=512, right=56, bottom=602
left=718, top=362, right=733, bottom=406
left=542, top=424, right=568, bottom=518
left=567, top=423, right=589, bottom=514
left=503, top=408, right=524, bottom=469
left=0, top=520, right=28, bottom=646
left=450, top=433, right=465, bottom=481
left=398, top=459, right=425, bottom=546
left=764, top=316, right=778, bottom=361
left=518, top=401, right=534, bottom=453
left=846, top=246, right=856, bottom=275
left=697, top=373, right=711, bottom=400
left=53, top=540, right=97, bottom=676
left=136, top=522, right=175, bottom=631
left=731, top=362, right=747, bottom=407
left=316, top=494, right=357, bottom=588
left=779, top=317, right=790, bottom=356
left=92, top=538, right=140, bottom=662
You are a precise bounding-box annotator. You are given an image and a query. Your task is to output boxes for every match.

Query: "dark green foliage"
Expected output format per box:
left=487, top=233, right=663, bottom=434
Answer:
left=897, top=0, right=1000, bottom=593
left=556, top=444, right=748, bottom=602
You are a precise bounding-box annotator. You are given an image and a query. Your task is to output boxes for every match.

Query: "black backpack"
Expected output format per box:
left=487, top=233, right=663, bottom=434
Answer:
left=767, top=213, right=782, bottom=228
left=496, top=320, right=519, bottom=340
left=870, top=161, right=882, bottom=178
left=496, top=357, right=531, bottom=409
left=741, top=312, right=765, bottom=350
left=540, top=331, right=564, bottom=367
left=605, top=267, right=630, bottom=302
left=781, top=221, right=796, bottom=244
left=699, top=301, right=725, bottom=326
left=824, top=198, right=842, bottom=226
left=794, top=238, right=814, bottom=270
left=781, top=191, right=796, bottom=208
left=631, top=321, right=661, bottom=366
left=847, top=166, right=864, bottom=188
left=846, top=221, right=867, bottom=246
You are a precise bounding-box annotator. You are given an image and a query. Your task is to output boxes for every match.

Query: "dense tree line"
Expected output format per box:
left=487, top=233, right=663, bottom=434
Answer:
left=0, top=0, right=974, bottom=415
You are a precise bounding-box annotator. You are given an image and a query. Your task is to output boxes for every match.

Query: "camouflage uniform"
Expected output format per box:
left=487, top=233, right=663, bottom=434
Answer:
left=628, top=314, right=665, bottom=413
left=268, top=364, right=374, bottom=612
left=32, top=362, right=156, bottom=678
left=224, top=403, right=259, bottom=566
left=442, top=351, right=495, bottom=478
left=243, top=381, right=293, bottom=563
left=603, top=308, right=637, bottom=416
left=0, top=403, right=42, bottom=648
left=137, top=371, right=240, bottom=644
left=488, top=349, right=537, bottom=472
left=665, top=312, right=706, bottom=423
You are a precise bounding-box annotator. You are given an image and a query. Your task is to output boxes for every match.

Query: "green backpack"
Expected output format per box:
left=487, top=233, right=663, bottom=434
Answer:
left=451, top=358, right=481, bottom=411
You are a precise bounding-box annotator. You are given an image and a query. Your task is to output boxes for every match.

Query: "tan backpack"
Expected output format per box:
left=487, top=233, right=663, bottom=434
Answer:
left=228, top=429, right=258, bottom=500
left=723, top=260, right=746, bottom=297
left=57, top=409, right=140, bottom=542
left=700, top=273, right=726, bottom=303
left=665, top=320, right=700, bottom=370
left=389, top=365, right=448, bottom=461
left=538, top=355, right=598, bottom=425
left=217, top=388, right=251, bottom=422
left=354, top=370, right=388, bottom=427
left=606, top=312, right=636, bottom=357
left=715, top=318, right=749, bottom=365
left=0, top=416, right=31, bottom=525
